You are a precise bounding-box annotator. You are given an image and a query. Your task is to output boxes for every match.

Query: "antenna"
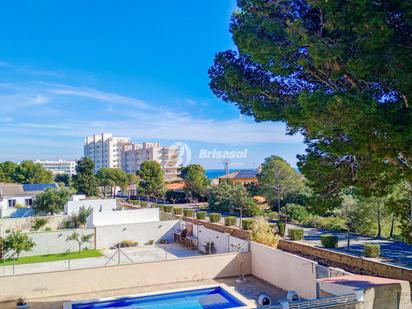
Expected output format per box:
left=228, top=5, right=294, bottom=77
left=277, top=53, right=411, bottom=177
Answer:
left=223, top=159, right=230, bottom=175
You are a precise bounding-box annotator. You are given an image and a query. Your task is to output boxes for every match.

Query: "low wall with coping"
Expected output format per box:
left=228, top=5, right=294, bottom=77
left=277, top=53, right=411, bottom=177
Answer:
left=278, top=239, right=412, bottom=282
left=0, top=252, right=251, bottom=301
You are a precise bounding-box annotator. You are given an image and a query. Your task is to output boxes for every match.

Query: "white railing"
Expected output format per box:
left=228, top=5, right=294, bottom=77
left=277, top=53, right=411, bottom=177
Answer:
left=287, top=294, right=358, bottom=309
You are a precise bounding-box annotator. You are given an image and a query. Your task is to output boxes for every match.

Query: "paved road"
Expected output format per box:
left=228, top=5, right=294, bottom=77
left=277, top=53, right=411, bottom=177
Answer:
left=286, top=224, right=412, bottom=269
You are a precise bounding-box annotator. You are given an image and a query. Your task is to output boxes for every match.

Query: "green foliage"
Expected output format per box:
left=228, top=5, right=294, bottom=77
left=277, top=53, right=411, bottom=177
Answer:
left=241, top=218, right=255, bottom=230
left=3, top=230, right=35, bottom=258
left=282, top=203, right=310, bottom=223
left=31, top=218, right=48, bottom=231
left=163, top=205, right=173, bottom=213
left=139, top=160, right=166, bottom=198
left=66, top=232, right=93, bottom=253
left=276, top=222, right=286, bottom=237
left=72, top=158, right=98, bottom=196
left=265, top=211, right=278, bottom=221
left=0, top=161, right=18, bottom=183
left=196, top=211, right=207, bottom=220
left=250, top=218, right=279, bottom=247
left=208, top=213, right=221, bottom=223
left=77, top=206, right=92, bottom=226
left=12, top=160, right=54, bottom=184
left=363, top=244, right=380, bottom=258
left=173, top=207, right=183, bottom=215
left=119, top=240, right=138, bottom=248
left=320, top=235, right=339, bottom=248
left=304, top=215, right=347, bottom=232
left=54, top=173, right=71, bottom=187
left=180, top=165, right=209, bottom=200
left=224, top=216, right=237, bottom=226
left=33, top=188, right=71, bottom=215
left=166, top=190, right=187, bottom=203
left=208, top=181, right=259, bottom=216
left=96, top=168, right=129, bottom=197
left=183, top=208, right=195, bottom=217
left=288, top=228, right=304, bottom=241
left=257, top=156, right=306, bottom=211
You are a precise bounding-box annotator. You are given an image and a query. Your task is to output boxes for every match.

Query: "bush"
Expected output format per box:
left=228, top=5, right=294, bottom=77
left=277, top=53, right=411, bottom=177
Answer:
left=208, top=213, right=221, bottom=223
left=242, top=218, right=255, bottom=230
left=183, top=209, right=195, bottom=217
left=363, top=244, right=380, bottom=258
left=120, top=240, right=138, bottom=248
left=288, top=228, right=304, bottom=240
left=276, top=222, right=286, bottom=236
left=320, top=234, right=339, bottom=248
left=266, top=211, right=278, bottom=221
left=196, top=211, right=207, bottom=220
left=303, top=215, right=347, bottom=231
left=32, top=218, right=48, bottom=231
left=44, top=226, right=52, bottom=231
left=173, top=207, right=183, bottom=215
left=146, top=240, right=154, bottom=245
left=250, top=218, right=279, bottom=247
left=282, top=203, right=310, bottom=223
left=163, top=205, right=173, bottom=213
left=224, top=216, right=237, bottom=226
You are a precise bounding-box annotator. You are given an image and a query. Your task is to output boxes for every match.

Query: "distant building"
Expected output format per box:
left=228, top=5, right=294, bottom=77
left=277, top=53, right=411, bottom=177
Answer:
left=35, top=159, right=77, bottom=176
left=0, top=183, right=59, bottom=218
left=84, top=133, right=179, bottom=181
left=216, top=169, right=259, bottom=184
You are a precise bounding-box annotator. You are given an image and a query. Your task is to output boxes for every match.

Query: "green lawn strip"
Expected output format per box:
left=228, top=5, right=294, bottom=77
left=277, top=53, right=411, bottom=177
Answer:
left=0, top=249, right=102, bottom=266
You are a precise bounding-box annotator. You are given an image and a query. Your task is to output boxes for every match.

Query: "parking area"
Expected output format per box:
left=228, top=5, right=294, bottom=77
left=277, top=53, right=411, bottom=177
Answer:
left=0, top=243, right=201, bottom=276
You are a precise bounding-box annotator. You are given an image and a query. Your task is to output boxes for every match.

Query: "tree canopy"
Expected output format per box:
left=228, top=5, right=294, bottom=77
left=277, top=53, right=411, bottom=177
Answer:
left=0, top=160, right=53, bottom=184
left=96, top=168, right=128, bottom=198
left=180, top=164, right=209, bottom=200
left=209, top=0, right=412, bottom=218
left=139, top=160, right=166, bottom=198
left=72, top=157, right=98, bottom=197
left=32, top=188, right=71, bottom=215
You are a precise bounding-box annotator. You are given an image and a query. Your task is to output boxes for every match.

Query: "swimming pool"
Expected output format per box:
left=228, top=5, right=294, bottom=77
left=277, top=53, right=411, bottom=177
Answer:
left=64, top=286, right=248, bottom=309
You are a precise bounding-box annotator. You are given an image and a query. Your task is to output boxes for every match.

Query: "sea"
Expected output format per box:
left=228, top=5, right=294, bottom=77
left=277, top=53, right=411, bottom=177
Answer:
left=205, top=169, right=236, bottom=179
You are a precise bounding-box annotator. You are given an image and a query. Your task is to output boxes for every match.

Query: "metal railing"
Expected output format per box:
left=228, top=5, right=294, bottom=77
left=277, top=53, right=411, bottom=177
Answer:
left=288, top=294, right=358, bottom=309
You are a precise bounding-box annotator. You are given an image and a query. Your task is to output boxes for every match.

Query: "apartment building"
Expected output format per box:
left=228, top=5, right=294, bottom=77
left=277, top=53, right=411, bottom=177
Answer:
left=84, top=133, right=179, bottom=181
left=34, top=159, right=77, bottom=176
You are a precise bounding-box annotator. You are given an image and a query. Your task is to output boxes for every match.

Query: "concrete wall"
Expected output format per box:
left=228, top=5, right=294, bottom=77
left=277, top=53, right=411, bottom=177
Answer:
left=87, top=208, right=159, bottom=228
left=0, top=207, right=34, bottom=219
left=250, top=241, right=318, bottom=300
left=0, top=252, right=251, bottom=301
left=18, top=229, right=94, bottom=257
left=0, top=215, right=68, bottom=236
left=95, top=220, right=180, bottom=248
left=64, top=199, right=117, bottom=215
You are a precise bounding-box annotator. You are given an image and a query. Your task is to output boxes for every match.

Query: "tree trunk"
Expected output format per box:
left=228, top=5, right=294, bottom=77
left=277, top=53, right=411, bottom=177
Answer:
left=377, top=201, right=382, bottom=238
left=347, top=230, right=351, bottom=247
left=389, top=212, right=395, bottom=239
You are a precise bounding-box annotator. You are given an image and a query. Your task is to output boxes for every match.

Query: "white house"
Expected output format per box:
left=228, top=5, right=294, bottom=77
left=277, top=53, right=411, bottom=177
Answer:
left=0, top=183, right=59, bottom=218
left=86, top=208, right=160, bottom=228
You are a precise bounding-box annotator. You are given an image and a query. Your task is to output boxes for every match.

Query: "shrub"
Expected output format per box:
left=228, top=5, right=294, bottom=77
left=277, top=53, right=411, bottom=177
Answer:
left=320, top=234, right=339, bottom=248
left=174, top=207, right=183, bottom=215
left=183, top=209, right=195, bottom=217
left=163, top=205, right=173, bottom=213
left=322, top=217, right=347, bottom=231
left=120, top=240, right=138, bottom=248
left=363, top=244, right=380, bottom=258
left=196, top=211, right=207, bottom=220
left=224, top=216, right=237, bottom=226
left=44, top=226, right=52, bottom=231
left=208, top=213, right=221, bottom=223
left=146, top=240, right=154, bottom=245
left=303, top=215, right=323, bottom=228
left=288, top=228, right=304, bottom=240
left=32, top=218, right=48, bottom=231
left=282, top=203, right=310, bottom=223
left=251, top=218, right=279, bottom=247
left=266, top=211, right=278, bottom=221
left=242, top=218, right=255, bottom=230
left=276, top=222, right=286, bottom=236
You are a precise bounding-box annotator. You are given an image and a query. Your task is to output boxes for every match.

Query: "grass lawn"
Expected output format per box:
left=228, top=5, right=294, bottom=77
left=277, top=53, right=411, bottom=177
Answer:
left=0, top=249, right=102, bottom=266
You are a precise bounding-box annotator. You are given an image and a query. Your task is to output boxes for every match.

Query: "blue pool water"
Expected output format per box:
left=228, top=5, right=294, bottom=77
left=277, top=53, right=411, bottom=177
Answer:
left=71, top=286, right=246, bottom=309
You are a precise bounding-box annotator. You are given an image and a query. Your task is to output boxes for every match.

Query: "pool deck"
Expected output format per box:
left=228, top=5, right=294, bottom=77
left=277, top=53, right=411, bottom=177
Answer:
left=0, top=276, right=287, bottom=308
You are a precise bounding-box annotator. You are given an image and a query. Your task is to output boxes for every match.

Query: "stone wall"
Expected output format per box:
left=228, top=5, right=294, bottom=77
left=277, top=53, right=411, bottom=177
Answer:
left=0, top=215, right=68, bottom=236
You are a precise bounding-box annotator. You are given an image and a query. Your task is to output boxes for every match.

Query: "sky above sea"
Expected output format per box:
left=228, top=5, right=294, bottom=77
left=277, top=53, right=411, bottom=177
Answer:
left=0, top=1, right=305, bottom=169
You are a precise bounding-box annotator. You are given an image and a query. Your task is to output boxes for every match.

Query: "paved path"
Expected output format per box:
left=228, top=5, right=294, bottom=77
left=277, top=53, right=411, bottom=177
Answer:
left=0, top=243, right=200, bottom=276
left=286, top=224, right=412, bottom=269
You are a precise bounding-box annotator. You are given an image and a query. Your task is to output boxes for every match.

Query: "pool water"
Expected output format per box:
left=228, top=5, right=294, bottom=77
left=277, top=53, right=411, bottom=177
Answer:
left=71, top=286, right=246, bottom=309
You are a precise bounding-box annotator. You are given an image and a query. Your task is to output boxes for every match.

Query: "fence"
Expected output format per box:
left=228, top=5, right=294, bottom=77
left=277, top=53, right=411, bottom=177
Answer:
left=287, top=294, right=358, bottom=309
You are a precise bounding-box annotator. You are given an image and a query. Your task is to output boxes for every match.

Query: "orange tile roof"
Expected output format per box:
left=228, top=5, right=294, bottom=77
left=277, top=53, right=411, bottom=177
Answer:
left=165, top=182, right=186, bottom=190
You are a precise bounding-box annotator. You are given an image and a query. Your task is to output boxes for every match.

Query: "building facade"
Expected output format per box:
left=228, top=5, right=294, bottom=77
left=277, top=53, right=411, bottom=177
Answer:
left=34, top=159, right=77, bottom=176
left=84, top=133, right=179, bottom=181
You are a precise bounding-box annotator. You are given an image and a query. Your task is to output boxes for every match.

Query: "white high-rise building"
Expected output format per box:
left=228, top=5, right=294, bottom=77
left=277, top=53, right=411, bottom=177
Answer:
left=84, top=133, right=179, bottom=181
left=84, top=133, right=130, bottom=173
left=34, top=159, right=77, bottom=176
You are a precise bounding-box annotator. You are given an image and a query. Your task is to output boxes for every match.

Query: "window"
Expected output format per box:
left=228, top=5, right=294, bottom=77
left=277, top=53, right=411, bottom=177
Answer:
left=8, top=199, right=16, bottom=207
left=25, top=199, right=33, bottom=207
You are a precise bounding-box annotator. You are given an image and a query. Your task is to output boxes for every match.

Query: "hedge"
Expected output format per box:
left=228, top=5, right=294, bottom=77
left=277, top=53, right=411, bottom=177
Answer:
left=196, top=211, right=207, bottom=220
left=288, top=228, right=304, bottom=240
left=163, top=205, right=173, bottom=213
left=363, top=244, right=380, bottom=258
left=183, top=209, right=195, bottom=217
left=241, top=218, right=255, bottom=230
left=208, top=213, right=222, bottom=223
left=224, top=216, right=237, bottom=226
left=173, top=207, right=183, bottom=215
left=276, top=222, right=286, bottom=236
left=320, top=234, right=339, bottom=248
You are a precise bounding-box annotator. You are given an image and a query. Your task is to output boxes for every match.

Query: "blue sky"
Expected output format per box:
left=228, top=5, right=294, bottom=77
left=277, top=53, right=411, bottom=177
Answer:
left=0, top=0, right=305, bottom=169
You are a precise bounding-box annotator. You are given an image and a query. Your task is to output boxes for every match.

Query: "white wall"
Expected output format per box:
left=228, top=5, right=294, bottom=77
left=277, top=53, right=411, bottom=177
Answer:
left=87, top=208, right=159, bottom=228
left=95, top=220, right=180, bottom=249
left=64, top=199, right=117, bottom=215
left=250, top=241, right=318, bottom=300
